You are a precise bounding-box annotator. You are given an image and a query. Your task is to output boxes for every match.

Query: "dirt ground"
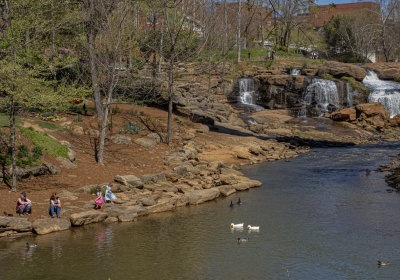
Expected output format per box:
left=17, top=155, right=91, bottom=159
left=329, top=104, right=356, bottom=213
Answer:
left=0, top=104, right=192, bottom=221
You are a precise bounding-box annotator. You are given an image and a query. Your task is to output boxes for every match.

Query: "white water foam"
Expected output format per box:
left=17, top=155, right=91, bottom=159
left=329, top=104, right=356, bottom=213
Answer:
left=302, top=78, right=339, bottom=113
left=290, top=68, right=301, bottom=76
left=363, top=70, right=400, bottom=118
left=238, top=78, right=264, bottom=111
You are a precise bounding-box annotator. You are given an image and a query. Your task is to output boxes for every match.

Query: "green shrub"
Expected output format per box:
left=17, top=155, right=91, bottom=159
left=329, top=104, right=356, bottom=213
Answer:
left=14, top=145, right=43, bottom=167
left=74, top=114, right=83, bottom=122
left=124, top=122, right=144, bottom=134
left=174, top=117, right=184, bottom=126
left=32, top=146, right=43, bottom=160
left=19, top=126, right=69, bottom=158
left=17, top=145, right=29, bottom=158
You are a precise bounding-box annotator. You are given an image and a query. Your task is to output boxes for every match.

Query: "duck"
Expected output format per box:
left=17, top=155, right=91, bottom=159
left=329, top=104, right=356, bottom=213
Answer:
left=230, top=223, right=244, bottom=229
left=229, top=201, right=234, bottom=207
left=237, top=237, right=249, bottom=243
left=377, top=261, right=390, bottom=266
left=237, top=198, right=242, bottom=205
left=26, top=242, right=38, bottom=248
left=247, top=225, right=260, bottom=231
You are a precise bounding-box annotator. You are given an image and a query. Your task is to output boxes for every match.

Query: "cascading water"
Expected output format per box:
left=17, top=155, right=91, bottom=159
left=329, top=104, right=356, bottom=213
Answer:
left=363, top=70, right=400, bottom=118
left=290, top=68, right=301, bottom=76
left=346, top=82, right=353, bottom=107
left=302, top=78, right=339, bottom=114
left=238, top=78, right=264, bottom=111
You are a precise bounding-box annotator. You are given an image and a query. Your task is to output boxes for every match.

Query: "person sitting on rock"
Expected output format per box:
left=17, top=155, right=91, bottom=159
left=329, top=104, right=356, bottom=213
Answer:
left=49, top=192, right=61, bottom=218
left=94, top=186, right=104, bottom=209
left=16, top=192, right=32, bottom=216
left=104, top=185, right=116, bottom=204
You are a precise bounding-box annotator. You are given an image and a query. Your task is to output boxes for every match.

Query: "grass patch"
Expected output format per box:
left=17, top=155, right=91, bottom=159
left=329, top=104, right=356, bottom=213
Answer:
left=19, top=126, right=69, bottom=158
left=33, top=121, right=62, bottom=130
left=0, top=113, right=21, bottom=127
left=341, top=76, right=367, bottom=92
left=0, top=113, right=8, bottom=127
left=275, top=50, right=303, bottom=57
left=318, top=73, right=336, bottom=80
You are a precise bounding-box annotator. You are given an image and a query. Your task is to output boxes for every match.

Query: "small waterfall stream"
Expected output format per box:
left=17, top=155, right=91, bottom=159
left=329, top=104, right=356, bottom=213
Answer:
left=302, top=78, right=340, bottom=114
left=238, top=78, right=264, bottom=111
left=346, top=82, right=353, bottom=107
left=290, top=68, right=301, bottom=76
left=363, top=70, right=400, bottom=118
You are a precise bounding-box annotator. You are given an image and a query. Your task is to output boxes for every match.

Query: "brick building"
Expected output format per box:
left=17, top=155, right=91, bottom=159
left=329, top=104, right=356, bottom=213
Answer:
left=307, top=2, right=380, bottom=28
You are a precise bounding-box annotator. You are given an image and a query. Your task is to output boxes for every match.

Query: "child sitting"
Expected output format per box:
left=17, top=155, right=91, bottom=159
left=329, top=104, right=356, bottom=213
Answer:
left=105, top=185, right=116, bottom=203
left=94, top=186, right=104, bottom=209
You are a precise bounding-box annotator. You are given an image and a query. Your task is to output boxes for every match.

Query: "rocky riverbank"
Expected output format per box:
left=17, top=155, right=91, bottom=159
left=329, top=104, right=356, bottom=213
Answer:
left=2, top=60, right=400, bottom=240
left=0, top=124, right=307, bottom=239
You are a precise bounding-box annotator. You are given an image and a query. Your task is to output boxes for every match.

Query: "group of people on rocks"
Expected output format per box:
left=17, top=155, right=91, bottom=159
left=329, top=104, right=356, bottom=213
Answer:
left=4, top=185, right=117, bottom=218
left=94, top=185, right=116, bottom=210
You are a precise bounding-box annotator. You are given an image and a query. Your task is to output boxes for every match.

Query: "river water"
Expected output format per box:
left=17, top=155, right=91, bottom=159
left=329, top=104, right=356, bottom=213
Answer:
left=1, top=145, right=400, bottom=280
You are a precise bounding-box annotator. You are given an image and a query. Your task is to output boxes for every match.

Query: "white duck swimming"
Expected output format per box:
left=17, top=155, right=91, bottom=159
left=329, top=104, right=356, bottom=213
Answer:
left=237, top=237, right=249, bottom=243
left=26, top=242, right=38, bottom=248
left=230, top=223, right=244, bottom=229
left=247, top=225, right=260, bottom=231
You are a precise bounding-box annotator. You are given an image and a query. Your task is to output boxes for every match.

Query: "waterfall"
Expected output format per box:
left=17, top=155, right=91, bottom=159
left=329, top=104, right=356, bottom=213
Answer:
left=238, top=78, right=264, bottom=111
left=346, top=82, right=353, bottom=107
left=302, top=78, right=339, bottom=113
left=290, top=68, right=301, bottom=76
left=363, top=70, right=400, bottom=118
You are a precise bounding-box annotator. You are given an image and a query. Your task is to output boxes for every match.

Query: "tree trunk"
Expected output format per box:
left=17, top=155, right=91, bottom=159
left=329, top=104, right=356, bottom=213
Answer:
left=97, top=73, right=115, bottom=165
left=87, top=0, right=103, bottom=120
left=237, top=0, right=242, bottom=63
left=51, top=0, right=58, bottom=92
left=222, top=0, right=227, bottom=95
left=9, top=96, right=16, bottom=192
left=381, top=24, right=389, bottom=62
left=166, top=58, right=174, bottom=145
left=159, top=19, right=164, bottom=73
left=152, top=12, right=157, bottom=97
left=260, top=4, right=264, bottom=48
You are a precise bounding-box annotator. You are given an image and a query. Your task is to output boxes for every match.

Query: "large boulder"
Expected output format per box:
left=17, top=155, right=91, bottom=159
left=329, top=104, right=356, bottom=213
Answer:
left=32, top=218, right=71, bottom=235
left=365, top=63, right=400, bottom=81
left=146, top=201, right=175, bottom=214
left=114, top=175, right=144, bottom=188
left=10, top=162, right=61, bottom=179
left=68, top=148, right=76, bottom=162
left=56, top=157, right=77, bottom=169
left=356, top=102, right=390, bottom=122
left=233, top=178, right=262, bottom=191
left=319, top=61, right=367, bottom=81
left=218, top=185, right=237, bottom=197
left=134, top=137, right=157, bottom=148
left=185, top=188, right=220, bottom=205
left=70, top=210, right=108, bottom=226
left=110, top=135, right=132, bottom=145
left=331, top=108, right=357, bottom=122
left=0, top=217, right=32, bottom=233
left=105, top=205, right=147, bottom=219
left=139, top=173, right=166, bottom=183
